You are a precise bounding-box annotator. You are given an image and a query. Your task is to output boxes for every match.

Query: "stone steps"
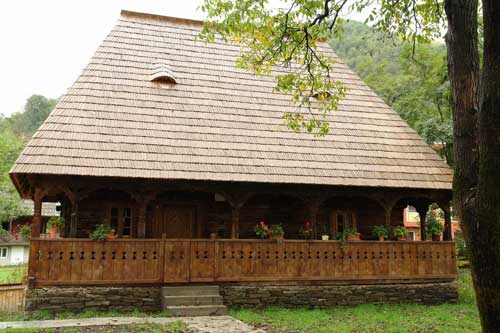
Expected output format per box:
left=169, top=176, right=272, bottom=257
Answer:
left=163, top=295, right=224, bottom=306
left=161, top=285, right=227, bottom=317
left=165, top=304, right=228, bottom=317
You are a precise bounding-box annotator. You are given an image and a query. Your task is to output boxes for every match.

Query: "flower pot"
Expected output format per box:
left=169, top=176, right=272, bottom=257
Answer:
left=49, top=227, right=58, bottom=239
left=347, top=232, right=361, bottom=241
left=397, top=236, right=406, bottom=241
left=107, top=231, right=116, bottom=240
left=378, top=235, right=385, bottom=241
left=432, top=235, right=441, bottom=241
left=321, top=235, right=330, bottom=241
left=269, top=234, right=284, bottom=241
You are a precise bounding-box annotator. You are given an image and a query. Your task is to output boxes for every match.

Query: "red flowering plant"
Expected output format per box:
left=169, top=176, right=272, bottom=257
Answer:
left=299, top=221, right=314, bottom=240
left=255, top=221, right=270, bottom=238
left=255, top=221, right=285, bottom=241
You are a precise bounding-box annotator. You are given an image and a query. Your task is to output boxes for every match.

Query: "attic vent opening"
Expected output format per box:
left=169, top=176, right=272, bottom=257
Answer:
left=151, top=62, right=176, bottom=86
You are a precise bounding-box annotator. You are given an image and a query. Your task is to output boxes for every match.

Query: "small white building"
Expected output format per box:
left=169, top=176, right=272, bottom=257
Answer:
left=0, top=238, right=29, bottom=266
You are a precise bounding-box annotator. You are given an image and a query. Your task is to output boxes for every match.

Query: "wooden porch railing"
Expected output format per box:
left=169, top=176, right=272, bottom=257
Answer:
left=28, top=239, right=457, bottom=287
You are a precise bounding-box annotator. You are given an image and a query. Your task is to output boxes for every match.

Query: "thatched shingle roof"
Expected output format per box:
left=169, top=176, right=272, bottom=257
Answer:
left=10, top=10, right=452, bottom=190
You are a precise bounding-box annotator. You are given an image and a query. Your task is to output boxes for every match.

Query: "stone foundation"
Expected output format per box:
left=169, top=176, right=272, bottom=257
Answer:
left=220, top=281, right=458, bottom=308
left=25, top=287, right=161, bottom=313
left=25, top=281, right=457, bottom=313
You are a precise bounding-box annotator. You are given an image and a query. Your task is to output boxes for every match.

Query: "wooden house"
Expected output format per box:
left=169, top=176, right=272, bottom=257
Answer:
left=10, top=10, right=457, bottom=313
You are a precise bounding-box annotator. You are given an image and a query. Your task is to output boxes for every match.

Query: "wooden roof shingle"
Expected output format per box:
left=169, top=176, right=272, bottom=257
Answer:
left=10, top=10, right=453, bottom=190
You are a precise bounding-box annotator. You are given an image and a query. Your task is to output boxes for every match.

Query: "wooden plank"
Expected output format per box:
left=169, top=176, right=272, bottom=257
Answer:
left=0, top=286, right=25, bottom=312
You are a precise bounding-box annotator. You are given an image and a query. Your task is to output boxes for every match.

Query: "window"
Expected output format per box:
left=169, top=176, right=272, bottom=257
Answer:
left=408, top=231, right=415, bottom=241
left=108, top=206, right=133, bottom=238
left=330, top=211, right=357, bottom=237
left=0, top=248, right=7, bottom=258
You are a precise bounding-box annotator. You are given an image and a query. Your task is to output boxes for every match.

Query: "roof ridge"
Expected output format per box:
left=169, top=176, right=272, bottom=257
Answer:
left=120, top=10, right=204, bottom=26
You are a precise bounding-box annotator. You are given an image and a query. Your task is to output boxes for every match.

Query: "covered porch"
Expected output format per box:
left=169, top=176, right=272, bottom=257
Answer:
left=21, top=175, right=457, bottom=287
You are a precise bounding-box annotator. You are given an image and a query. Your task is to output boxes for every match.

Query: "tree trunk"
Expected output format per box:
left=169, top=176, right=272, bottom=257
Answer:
left=474, top=0, right=500, bottom=330
left=446, top=0, right=500, bottom=330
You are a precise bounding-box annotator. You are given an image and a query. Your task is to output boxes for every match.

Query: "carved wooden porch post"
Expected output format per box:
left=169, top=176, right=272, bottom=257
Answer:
left=231, top=207, right=240, bottom=239
left=305, top=197, right=321, bottom=239
left=416, top=205, right=428, bottom=241
left=69, top=202, right=79, bottom=238
left=224, top=191, right=252, bottom=240
left=137, top=203, right=147, bottom=238
left=442, top=203, right=453, bottom=241
left=66, top=191, right=79, bottom=238
left=32, top=188, right=43, bottom=238
left=132, top=192, right=156, bottom=239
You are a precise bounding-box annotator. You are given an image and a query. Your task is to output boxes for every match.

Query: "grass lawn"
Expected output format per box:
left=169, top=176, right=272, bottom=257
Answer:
left=0, top=265, right=26, bottom=285
left=231, top=269, right=480, bottom=333
left=0, top=322, right=189, bottom=333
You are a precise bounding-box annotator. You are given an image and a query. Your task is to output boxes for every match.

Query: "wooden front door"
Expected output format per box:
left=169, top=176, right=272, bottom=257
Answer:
left=161, top=205, right=196, bottom=238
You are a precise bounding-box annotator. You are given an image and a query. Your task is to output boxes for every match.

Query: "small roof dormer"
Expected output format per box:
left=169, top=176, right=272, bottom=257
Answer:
left=150, top=62, right=176, bottom=85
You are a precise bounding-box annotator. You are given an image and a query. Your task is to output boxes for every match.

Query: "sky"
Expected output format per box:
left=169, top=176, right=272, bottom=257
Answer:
left=0, top=0, right=206, bottom=116
left=0, top=0, right=368, bottom=117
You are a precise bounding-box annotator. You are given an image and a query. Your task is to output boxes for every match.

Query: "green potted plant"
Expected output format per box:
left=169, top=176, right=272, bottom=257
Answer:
left=268, top=224, right=285, bottom=242
left=426, top=219, right=444, bottom=241
left=372, top=225, right=388, bottom=241
left=345, top=227, right=360, bottom=241
left=47, top=216, right=65, bottom=239
left=89, top=224, right=115, bottom=240
left=393, top=226, right=409, bottom=241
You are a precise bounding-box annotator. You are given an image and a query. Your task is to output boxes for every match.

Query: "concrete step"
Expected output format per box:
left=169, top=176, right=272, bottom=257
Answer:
left=165, top=304, right=228, bottom=317
left=161, top=285, right=220, bottom=297
left=163, top=295, right=223, bottom=306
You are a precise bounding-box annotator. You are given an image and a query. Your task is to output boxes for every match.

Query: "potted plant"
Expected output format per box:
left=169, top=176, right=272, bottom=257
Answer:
left=372, top=225, right=388, bottom=241
left=345, top=227, right=360, bottom=241
left=268, top=224, right=285, bottom=242
left=255, top=221, right=270, bottom=239
left=426, top=219, right=444, bottom=241
left=320, top=224, right=330, bottom=240
left=255, top=221, right=284, bottom=242
left=393, top=226, right=409, bottom=241
left=299, top=221, right=314, bottom=240
left=89, top=224, right=114, bottom=240
left=47, top=216, right=65, bottom=239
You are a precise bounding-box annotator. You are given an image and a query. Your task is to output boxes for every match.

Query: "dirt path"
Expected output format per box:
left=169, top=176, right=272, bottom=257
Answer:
left=0, top=316, right=265, bottom=333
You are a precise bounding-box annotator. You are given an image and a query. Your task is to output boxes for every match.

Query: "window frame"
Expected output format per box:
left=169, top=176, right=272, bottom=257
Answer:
left=107, top=204, right=134, bottom=238
left=0, top=247, right=8, bottom=258
left=329, top=210, right=357, bottom=238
